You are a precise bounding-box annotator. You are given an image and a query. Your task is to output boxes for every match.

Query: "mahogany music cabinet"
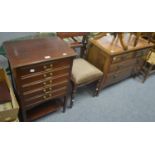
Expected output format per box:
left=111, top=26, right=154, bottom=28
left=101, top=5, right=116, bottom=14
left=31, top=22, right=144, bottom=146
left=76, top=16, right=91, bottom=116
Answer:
left=4, top=37, right=76, bottom=121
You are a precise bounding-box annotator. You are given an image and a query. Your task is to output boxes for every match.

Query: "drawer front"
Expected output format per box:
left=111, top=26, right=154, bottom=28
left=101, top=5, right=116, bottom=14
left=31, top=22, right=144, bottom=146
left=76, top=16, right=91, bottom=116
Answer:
left=17, top=59, right=72, bottom=77
left=21, top=76, right=69, bottom=92
left=109, top=59, right=137, bottom=72
left=22, top=83, right=68, bottom=99
left=112, top=53, right=134, bottom=63
left=135, top=49, right=150, bottom=57
left=105, top=67, right=133, bottom=86
left=19, top=67, right=70, bottom=84
left=22, top=89, right=67, bottom=107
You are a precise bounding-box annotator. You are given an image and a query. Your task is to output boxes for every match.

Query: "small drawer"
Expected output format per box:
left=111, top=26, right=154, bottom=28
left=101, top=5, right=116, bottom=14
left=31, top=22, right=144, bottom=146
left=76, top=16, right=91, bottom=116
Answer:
left=112, top=53, right=133, bottom=63
left=21, top=76, right=69, bottom=92
left=135, top=49, right=149, bottom=57
left=22, top=89, right=67, bottom=107
left=19, top=67, right=70, bottom=84
left=109, top=59, right=136, bottom=72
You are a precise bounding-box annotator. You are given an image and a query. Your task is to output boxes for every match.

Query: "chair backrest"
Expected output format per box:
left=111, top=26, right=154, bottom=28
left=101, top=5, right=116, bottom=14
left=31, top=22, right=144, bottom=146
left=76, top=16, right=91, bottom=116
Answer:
left=57, top=32, right=89, bottom=39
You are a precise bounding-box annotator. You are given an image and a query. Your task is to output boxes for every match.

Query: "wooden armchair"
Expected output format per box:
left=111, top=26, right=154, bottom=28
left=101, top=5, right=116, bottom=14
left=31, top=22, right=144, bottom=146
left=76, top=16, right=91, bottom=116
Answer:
left=57, top=32, right=103, bottom=108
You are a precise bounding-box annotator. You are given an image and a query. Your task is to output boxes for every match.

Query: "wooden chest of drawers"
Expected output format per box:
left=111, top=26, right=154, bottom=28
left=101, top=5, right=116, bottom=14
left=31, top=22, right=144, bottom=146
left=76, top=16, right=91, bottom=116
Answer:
left=4, top=37, right=76, bottom=121
left=87, top=33, right=154, bottom=89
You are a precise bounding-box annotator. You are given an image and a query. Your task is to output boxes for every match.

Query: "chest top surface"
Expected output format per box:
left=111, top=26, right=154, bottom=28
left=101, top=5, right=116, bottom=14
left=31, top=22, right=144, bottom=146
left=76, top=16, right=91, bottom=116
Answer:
left=4, top=37, right=76, bottom=68
left=90, top=33, right=154, bottom=56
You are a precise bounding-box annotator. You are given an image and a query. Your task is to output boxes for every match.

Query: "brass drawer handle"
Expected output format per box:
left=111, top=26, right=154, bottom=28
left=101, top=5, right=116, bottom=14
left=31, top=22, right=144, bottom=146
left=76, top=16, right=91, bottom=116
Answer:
left=44, top=66, right=47, bottom=69
left=43, top=89, right=47, bottom=92
left=43, top=95, right=47, bottom=99
left=43, top=74, right=47, bottom=78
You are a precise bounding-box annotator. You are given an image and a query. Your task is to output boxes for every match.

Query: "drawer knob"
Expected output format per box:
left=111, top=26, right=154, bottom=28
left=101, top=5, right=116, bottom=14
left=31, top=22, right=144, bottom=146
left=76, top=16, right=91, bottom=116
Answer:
left=49, top=80, right=52, bottom=83
left=50, top=64, right=53, bottom=67
left=43, top=96, right=47, bottom=99
left=43, top=89, right=46, bottom=92
left=49, top=94, right=52, bottom=97
left=44, top=66, right=47, bottom=69
left=50, top=73, right=53, bottom=76
left=49, top=87, right=52, bottom=91
left=43, top=74, right=47, bottom=77
left=43, top=82, right=46, bottom=85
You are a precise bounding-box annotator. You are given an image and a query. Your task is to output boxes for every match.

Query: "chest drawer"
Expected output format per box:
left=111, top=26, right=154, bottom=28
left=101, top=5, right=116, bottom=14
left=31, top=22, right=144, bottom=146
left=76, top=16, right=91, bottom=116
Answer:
left=112, top=53, right=134, bottom=63
left=105, top=67, right=133, bottom=86
left=135, top=49, right=150, bottom=57
left=109, top=59, right=136, bottom=72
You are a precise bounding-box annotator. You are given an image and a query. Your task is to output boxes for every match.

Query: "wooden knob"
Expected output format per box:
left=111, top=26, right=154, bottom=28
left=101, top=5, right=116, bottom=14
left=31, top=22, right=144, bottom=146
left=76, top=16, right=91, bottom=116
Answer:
left=50, top=73, right=53, bottom=76
left=50, top=64, right=53, bottom=67
left=43, top=82, right=46, bottom=85
left=49, top=94, right=52, bottom=97
left=49, top=80, right=52, bottom=83
left=43, top=89, right=46, bottom=92
left=49, top=87, right=52, bottom=91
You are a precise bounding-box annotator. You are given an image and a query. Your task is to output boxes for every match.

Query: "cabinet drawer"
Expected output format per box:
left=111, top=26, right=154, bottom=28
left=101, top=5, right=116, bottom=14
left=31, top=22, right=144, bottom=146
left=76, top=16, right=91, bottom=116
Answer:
left=19, top=67, right=70, bottom=84
left=112, top=53, right=134, bottom=63
left=105, top=67, right=133, bottom=86
left=20, top=76, right=69, bottom=92
left=17, top=59, right=71, bottom=77
left=109, top=59, right=136, bottom=72
left=22, top=85, right=68, bottom=100
left=23, top=89, right=67, bottom=107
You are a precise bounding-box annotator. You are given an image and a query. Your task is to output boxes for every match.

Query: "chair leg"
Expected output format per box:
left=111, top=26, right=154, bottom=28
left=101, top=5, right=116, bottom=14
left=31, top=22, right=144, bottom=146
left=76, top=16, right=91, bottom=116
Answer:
left=94, top=78, right=102, bottom=97
left=70, top=82, right=77, bottom=108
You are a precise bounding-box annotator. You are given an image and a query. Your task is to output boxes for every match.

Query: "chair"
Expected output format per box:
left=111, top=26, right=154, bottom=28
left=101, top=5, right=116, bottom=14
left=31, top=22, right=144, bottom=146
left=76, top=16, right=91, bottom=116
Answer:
left=137, top=33, right=155, bottom=82
left=140, top=48, right=155, bottom=82
left=57, top=32, right=89, bottom=57
left=57, top=32, right=103, bottom=108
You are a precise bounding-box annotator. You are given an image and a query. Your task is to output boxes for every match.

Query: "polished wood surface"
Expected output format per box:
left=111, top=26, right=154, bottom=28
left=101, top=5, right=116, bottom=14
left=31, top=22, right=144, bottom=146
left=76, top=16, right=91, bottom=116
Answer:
left=4, top=37, right=76, bottom=68
left=87, top=33, right=154, bottom=89
left=4, top=37, right=76, bottom=121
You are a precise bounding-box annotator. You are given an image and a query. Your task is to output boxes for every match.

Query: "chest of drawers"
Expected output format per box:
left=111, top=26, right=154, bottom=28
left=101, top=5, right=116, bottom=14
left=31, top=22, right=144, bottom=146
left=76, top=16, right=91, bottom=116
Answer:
left=4, top=37, right=76, bottom=121
left=87, top=33, right=154, bottom=89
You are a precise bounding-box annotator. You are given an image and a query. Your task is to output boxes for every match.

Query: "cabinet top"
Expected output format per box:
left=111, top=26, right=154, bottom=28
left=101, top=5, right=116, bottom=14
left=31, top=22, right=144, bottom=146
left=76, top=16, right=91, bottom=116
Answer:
left=90, top=33, right=154, bottom=55
left=4, top=37, right=76, bottom=68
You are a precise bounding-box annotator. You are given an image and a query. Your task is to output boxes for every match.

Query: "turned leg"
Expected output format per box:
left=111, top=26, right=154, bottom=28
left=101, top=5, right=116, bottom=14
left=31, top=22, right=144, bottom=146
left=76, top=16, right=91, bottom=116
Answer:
left=70, top=82, right=77, bottom=108
left=94, top=78, right=102, bottom=97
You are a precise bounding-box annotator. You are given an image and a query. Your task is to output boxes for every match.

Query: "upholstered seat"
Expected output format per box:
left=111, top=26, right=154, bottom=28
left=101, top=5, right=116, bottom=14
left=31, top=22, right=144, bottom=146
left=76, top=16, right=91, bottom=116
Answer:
left=72, top=58, right=103, bottom=85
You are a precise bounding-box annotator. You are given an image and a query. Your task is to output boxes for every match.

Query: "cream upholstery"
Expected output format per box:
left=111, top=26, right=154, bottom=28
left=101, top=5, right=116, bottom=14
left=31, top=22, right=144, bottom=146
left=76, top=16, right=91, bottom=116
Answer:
left=147, top=52, right=155, bottom=65
left=72, top=58, right=103, bottom=85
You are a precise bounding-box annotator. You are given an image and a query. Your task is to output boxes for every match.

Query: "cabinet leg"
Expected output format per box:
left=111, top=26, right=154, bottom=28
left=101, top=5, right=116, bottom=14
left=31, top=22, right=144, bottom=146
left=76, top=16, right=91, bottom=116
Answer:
left=21, top=109, right=27, bottom=122
left=63, top=96, right=67, bottom=113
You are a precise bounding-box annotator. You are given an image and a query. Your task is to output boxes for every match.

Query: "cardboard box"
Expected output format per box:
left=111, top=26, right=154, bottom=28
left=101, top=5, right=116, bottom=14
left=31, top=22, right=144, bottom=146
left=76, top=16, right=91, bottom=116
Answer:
left=0, top=68, right=19, bottom=122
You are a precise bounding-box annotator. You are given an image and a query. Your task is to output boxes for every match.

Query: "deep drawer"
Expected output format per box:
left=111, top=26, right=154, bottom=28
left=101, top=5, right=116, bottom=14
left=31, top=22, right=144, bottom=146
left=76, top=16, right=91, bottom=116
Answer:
left=105, top=67, right=133, bottom=86
left=109, top=58, right=136, bottom=72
